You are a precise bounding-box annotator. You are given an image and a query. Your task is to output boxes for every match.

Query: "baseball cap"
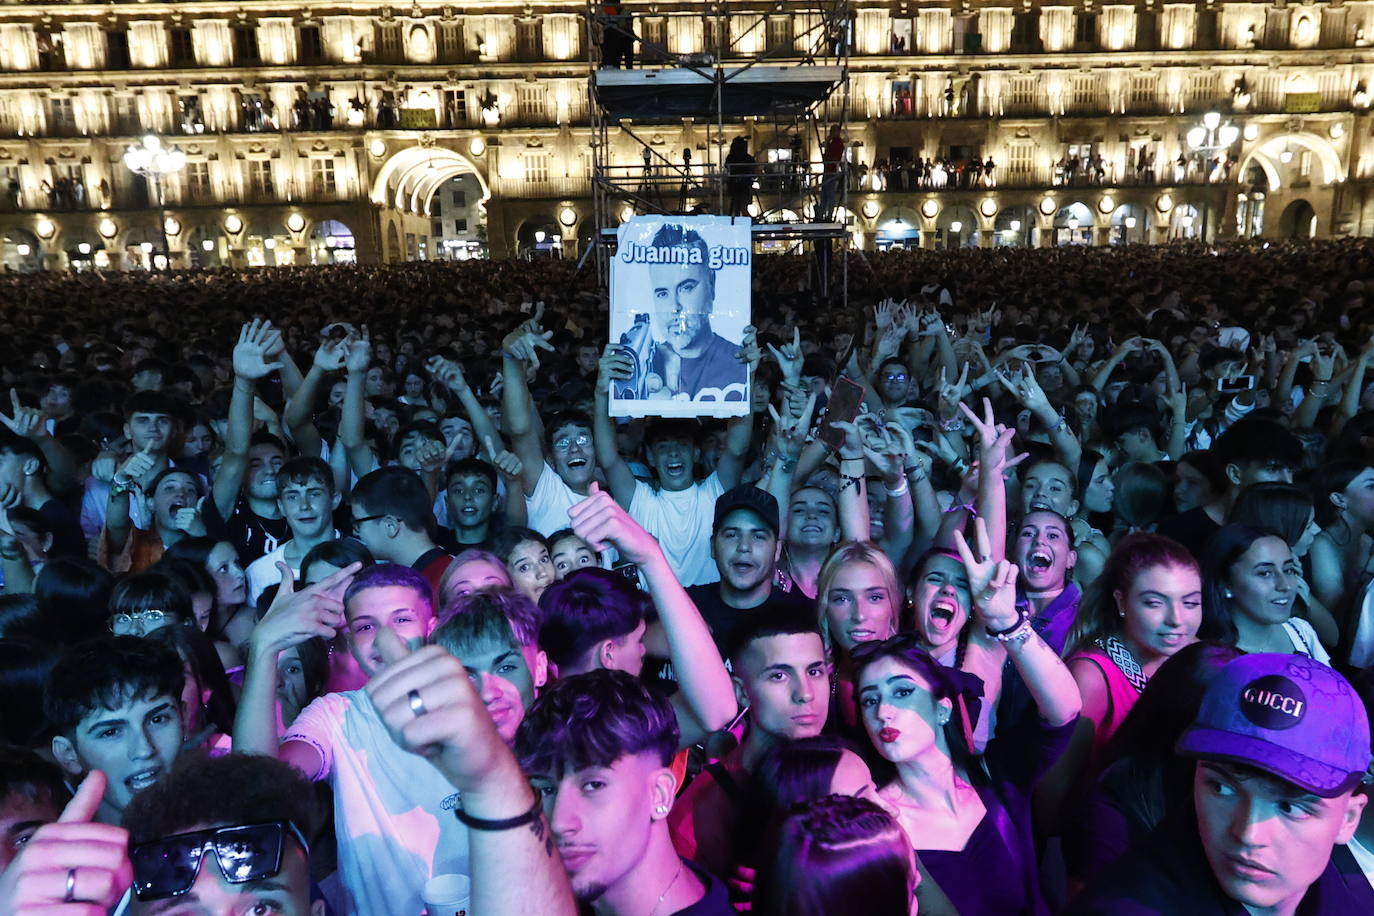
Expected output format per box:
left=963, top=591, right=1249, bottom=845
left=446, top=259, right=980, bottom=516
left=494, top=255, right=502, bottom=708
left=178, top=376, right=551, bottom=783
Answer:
left=1176, top=653, right=1372, bottom=798
left=712, top=485, right=779, bottom=538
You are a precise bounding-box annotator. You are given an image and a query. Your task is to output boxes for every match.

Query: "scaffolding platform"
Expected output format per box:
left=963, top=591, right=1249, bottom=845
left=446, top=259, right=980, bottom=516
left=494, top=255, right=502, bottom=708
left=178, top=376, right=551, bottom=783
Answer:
left=593, top=65, right=844, bottom=121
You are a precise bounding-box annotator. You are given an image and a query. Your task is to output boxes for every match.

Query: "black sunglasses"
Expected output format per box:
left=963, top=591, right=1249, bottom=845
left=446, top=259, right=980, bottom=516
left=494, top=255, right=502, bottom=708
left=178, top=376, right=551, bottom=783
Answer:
left=131, top=821, right=309, bottom=901
left=351, top=512, right=389, bottom=533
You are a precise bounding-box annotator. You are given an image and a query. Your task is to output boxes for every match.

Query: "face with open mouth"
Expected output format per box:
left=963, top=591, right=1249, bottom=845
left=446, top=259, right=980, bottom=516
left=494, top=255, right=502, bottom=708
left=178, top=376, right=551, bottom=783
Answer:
left=551, top=423, right=597, bottom=487
left=57, top=690, right=183, bottom=817
left=647, top=437, right=698, bottom=492
left=1015, top=511, right=1077, bottom=592
left=1020, top=461, right=1078, bottom=518
left=910, top=553, right=971, bottom=655
left=445, top=472, right=496, bottom=530
left=1225, top=535, right=1301, bottom=627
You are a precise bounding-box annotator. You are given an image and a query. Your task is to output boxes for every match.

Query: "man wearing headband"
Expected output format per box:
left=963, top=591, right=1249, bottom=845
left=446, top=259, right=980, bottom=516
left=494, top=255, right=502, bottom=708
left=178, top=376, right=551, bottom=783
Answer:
left=1071, top=653, right=1374, bottom=914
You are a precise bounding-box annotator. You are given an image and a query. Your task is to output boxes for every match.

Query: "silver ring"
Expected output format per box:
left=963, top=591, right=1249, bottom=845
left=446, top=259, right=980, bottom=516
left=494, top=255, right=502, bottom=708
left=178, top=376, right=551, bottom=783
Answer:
left=64, top=867, right=77, bottom=903
left=407, top=689, right=426, bottom=717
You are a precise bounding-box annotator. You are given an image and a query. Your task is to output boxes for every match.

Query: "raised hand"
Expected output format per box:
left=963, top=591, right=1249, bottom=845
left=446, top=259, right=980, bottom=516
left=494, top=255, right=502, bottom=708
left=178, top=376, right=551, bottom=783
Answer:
left=917, top=310, right=945, bottom=338
left=736, top=325, right=762, bottom=372
left=233, top=318, right=286, bottom=380
left=250, top=561, right=358, bottom=657
left=937, top=363, right=971, bottom=417
left=0, top=771, right=133, bottom=916
left=344, top=325, right=372, bottom=373
left=367, top=628, right=514, bottom=791
left=114, top=446, right=157, bottom=487
left=953, top=517, right=1021, bottom=631
left=768, top=390, right=818, bottom=459
left=567, top=481, right=658, bottom=565
left=766, top=327, right=805, bottom=384
left=313, top=336, right=348, bottom=372
left=483, top=436, right=524, bottom=483
left=597, top=344, right=634, bottom=393
left=0, top=389, right=46, bottom=439
left=994, top=364, right=1052, bottom=415
left=172, top=505, right=205, bottom=535
left=425, top=355, right=467, bottom=391
left=873, top=299, right=895, bottom=331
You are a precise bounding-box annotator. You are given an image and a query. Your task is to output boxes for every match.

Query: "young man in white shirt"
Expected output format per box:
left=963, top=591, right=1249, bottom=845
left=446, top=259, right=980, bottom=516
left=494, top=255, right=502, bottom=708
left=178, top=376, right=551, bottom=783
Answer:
left=244, top=457, right=341, bottom=605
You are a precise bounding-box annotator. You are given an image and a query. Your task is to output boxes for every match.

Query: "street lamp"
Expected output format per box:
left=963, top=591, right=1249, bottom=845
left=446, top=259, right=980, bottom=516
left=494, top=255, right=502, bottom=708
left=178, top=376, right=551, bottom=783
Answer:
left=123, top=135, right=186, bottom=270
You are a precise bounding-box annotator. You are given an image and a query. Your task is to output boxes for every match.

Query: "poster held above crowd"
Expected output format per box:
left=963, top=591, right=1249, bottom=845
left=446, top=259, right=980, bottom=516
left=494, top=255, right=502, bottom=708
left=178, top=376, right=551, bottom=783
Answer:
left=609, top=215, right=753, bottom=419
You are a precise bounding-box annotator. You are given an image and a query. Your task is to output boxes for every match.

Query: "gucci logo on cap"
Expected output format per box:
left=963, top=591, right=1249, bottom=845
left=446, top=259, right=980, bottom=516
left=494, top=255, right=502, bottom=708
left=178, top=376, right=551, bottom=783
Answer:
left=1240, top=675, right=1307, bottom=731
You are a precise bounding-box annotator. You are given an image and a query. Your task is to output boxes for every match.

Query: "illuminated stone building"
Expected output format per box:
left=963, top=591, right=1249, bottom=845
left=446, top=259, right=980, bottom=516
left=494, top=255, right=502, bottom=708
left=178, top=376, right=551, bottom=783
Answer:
left=0, top=1, right=1369, bottom=269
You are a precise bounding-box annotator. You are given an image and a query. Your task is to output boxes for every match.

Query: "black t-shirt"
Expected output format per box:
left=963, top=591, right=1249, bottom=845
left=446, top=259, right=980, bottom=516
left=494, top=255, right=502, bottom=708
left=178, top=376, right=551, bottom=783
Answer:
left=671, top=861, right=735, bottom=916
left=686, top=582, right=815, bottom=655
left=203, top=496, right=290, bottom=565
left=1068, top=807, right=1374, bottom=915
left=1154, top=505, right=1221, bottom=562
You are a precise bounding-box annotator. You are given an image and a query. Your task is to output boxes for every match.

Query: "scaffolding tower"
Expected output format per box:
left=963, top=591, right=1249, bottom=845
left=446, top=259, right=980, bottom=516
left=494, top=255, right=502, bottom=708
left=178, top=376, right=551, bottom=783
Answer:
left=585, top=1, right=852, bottom=304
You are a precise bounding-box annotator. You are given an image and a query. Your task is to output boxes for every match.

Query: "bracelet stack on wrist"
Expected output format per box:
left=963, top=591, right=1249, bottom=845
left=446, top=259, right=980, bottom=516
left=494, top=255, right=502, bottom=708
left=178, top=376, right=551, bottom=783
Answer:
left=940, top=417, right=965, bottom=433
left=904, top=465, right=929, bottom=483
left=454, top=788, right=543, bottom=831
left=985, top=607, right=1033, bottom=643
left=885, top=478, right=910, bottom=498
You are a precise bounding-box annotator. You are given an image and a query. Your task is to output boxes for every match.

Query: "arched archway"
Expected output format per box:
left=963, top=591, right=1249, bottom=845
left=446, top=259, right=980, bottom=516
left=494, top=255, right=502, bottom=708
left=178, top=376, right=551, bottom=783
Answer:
left=1239, top=133, right=1344, bottom=189
left=994, top=205, right=1036, bottom=248
left=516, top=217, right=562, bottom=259
left=1, top=228, right=42, bottom=271
left=875, top=205, right=920, bottom=250
left=309, top=219, right=357, bottom=264
left=1278, top=199, right=1317, bottom=239
left=1110, top=203, right=1150, bottom=245
left=937, top=203, right=979, bottom=249
left=121, top=225, right=163, bottom=270
left=385, top=222, right=401, bottom=262
left=187, top=224, right=224, bottom=268
left=1054, top=202, right=1094, bottom=246
left=370, top=145, right=491, bottom=215
left=1169, top=203, right=1202, bottom=239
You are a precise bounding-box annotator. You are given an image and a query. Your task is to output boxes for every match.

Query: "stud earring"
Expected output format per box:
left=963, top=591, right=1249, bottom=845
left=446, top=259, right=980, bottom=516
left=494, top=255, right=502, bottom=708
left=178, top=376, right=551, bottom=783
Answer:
left=654, top=805, right=670, bottom=817
left=1224, top=589, right=1233, bottom=598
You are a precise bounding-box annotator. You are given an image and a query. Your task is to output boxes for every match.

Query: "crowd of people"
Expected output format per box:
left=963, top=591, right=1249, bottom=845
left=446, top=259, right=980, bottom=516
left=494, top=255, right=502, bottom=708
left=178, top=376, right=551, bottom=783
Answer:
left=2, top=236, right=1374, bottom=915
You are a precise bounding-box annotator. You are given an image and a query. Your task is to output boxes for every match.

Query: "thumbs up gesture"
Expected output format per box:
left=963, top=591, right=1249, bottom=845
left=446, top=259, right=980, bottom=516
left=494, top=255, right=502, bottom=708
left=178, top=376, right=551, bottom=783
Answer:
left=0, top=771, right=133, bottom=914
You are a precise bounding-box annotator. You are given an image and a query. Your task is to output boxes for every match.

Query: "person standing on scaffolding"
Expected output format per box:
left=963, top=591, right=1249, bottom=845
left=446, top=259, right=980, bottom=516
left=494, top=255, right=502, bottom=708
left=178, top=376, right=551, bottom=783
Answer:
left=819, top=124, right=845, bottom=221
left=725, top=137, right=755, bottom=218
left=600, top=2, right=634, bottom=68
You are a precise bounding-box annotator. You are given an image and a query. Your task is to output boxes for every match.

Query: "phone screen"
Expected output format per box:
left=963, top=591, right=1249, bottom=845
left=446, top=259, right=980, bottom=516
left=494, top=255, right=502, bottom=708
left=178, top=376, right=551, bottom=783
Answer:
left=820, top=377, right=866, bottom=449
left=1217, top=375, right=1255, bottom=393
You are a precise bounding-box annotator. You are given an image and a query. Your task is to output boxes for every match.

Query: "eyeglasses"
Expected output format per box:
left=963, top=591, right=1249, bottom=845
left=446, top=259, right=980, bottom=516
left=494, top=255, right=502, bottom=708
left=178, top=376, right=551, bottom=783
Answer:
left=883, top=372, right=909, bottom=382
left=552, top=433, right=592, bottom=453
left=110, top=609, right=168, bottom=635
left=131, top=821, right=309, bottom=901
left=351, top=512, right=389, bottom=533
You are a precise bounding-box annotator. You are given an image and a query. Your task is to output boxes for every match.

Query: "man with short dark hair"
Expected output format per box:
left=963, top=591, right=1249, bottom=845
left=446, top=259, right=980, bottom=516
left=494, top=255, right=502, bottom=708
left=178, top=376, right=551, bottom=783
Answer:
left=45, top=636, right=186, bottom=825
left=1157, top=416, right=1302, bottom=558
left=685, top=486, right=812, bottom=653
left=244, top=456, right=342, bottom=604
left=0, top=435, right=83, bottom=558
left=1071, top=653, right=1374, bottom=914
left=517, top=670, right=734, bottom=915
left=442, top=457, right=501, bottom=550
left=667, top=608, right=828, bottom=877
left=123, top=752, right=324, bottom=916
left=350, top=465, right=454, bottom=594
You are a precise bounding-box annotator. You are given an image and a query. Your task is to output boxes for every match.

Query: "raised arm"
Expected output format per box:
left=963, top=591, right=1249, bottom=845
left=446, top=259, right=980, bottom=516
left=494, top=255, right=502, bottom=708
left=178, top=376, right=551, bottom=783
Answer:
left=956, top=521, right=1081, bottom=728
left=714, top=326, right=761, bottom=489
left=103, top=447, right=157, bottom=553
left=500, top=320, right=555, bottom=497
left=214, top=320, right=284, bottom=520
left=233, top=563, right=357, bottom=773
left=0, top=390, right=79, bottom=494
left=369, top=630, right=578, bottom=916
left=339, top=327, right=379, bottom=479
left=590, top=345, right=639, bottom=507
left=570, top=484, right=737, bottom=747
left=998, top=364, right=1081, bottom=471
left=282, top=337, right=348, bottom=458
left=960, top=398, right=1024, bottom=564
left=1088, top=336, right=1139, bottom=394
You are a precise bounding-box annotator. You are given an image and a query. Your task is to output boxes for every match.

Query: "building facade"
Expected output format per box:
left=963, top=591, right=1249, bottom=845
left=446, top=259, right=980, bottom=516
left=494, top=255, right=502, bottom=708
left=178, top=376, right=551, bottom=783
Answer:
left=0, top=0, right=1371, bottom=269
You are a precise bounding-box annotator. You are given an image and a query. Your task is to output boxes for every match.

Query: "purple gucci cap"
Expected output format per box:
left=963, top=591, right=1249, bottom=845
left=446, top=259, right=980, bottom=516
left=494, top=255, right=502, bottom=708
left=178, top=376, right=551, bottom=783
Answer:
left=1176, top=653, right=1371, bottom=798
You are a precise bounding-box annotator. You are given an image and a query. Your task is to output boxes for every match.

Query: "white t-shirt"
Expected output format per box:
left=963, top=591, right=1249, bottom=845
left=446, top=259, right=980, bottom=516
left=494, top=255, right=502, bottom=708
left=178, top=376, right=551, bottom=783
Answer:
left=244, top=542, right=290, bottom=606
left=283, top=690, right=470, bottom=916
left=525, top=462, right=583, bottom=537
left=628, top=473, right=725, bottom=587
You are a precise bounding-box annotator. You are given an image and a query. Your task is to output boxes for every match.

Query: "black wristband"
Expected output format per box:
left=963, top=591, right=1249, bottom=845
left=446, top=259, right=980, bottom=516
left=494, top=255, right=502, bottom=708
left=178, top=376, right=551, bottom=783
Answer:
left=454, top=789, right=543, bottom=831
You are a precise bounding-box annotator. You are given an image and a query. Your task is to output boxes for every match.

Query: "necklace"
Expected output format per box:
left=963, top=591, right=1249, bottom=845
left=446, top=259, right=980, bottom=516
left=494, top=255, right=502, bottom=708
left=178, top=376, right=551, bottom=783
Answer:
left=651, top=860, right=685, bottom=916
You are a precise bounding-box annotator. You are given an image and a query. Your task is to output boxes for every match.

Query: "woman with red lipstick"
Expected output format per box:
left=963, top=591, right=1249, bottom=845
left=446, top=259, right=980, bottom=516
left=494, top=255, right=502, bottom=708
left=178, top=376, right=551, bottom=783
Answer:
left=853, top=519, right=1082, bottom=916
